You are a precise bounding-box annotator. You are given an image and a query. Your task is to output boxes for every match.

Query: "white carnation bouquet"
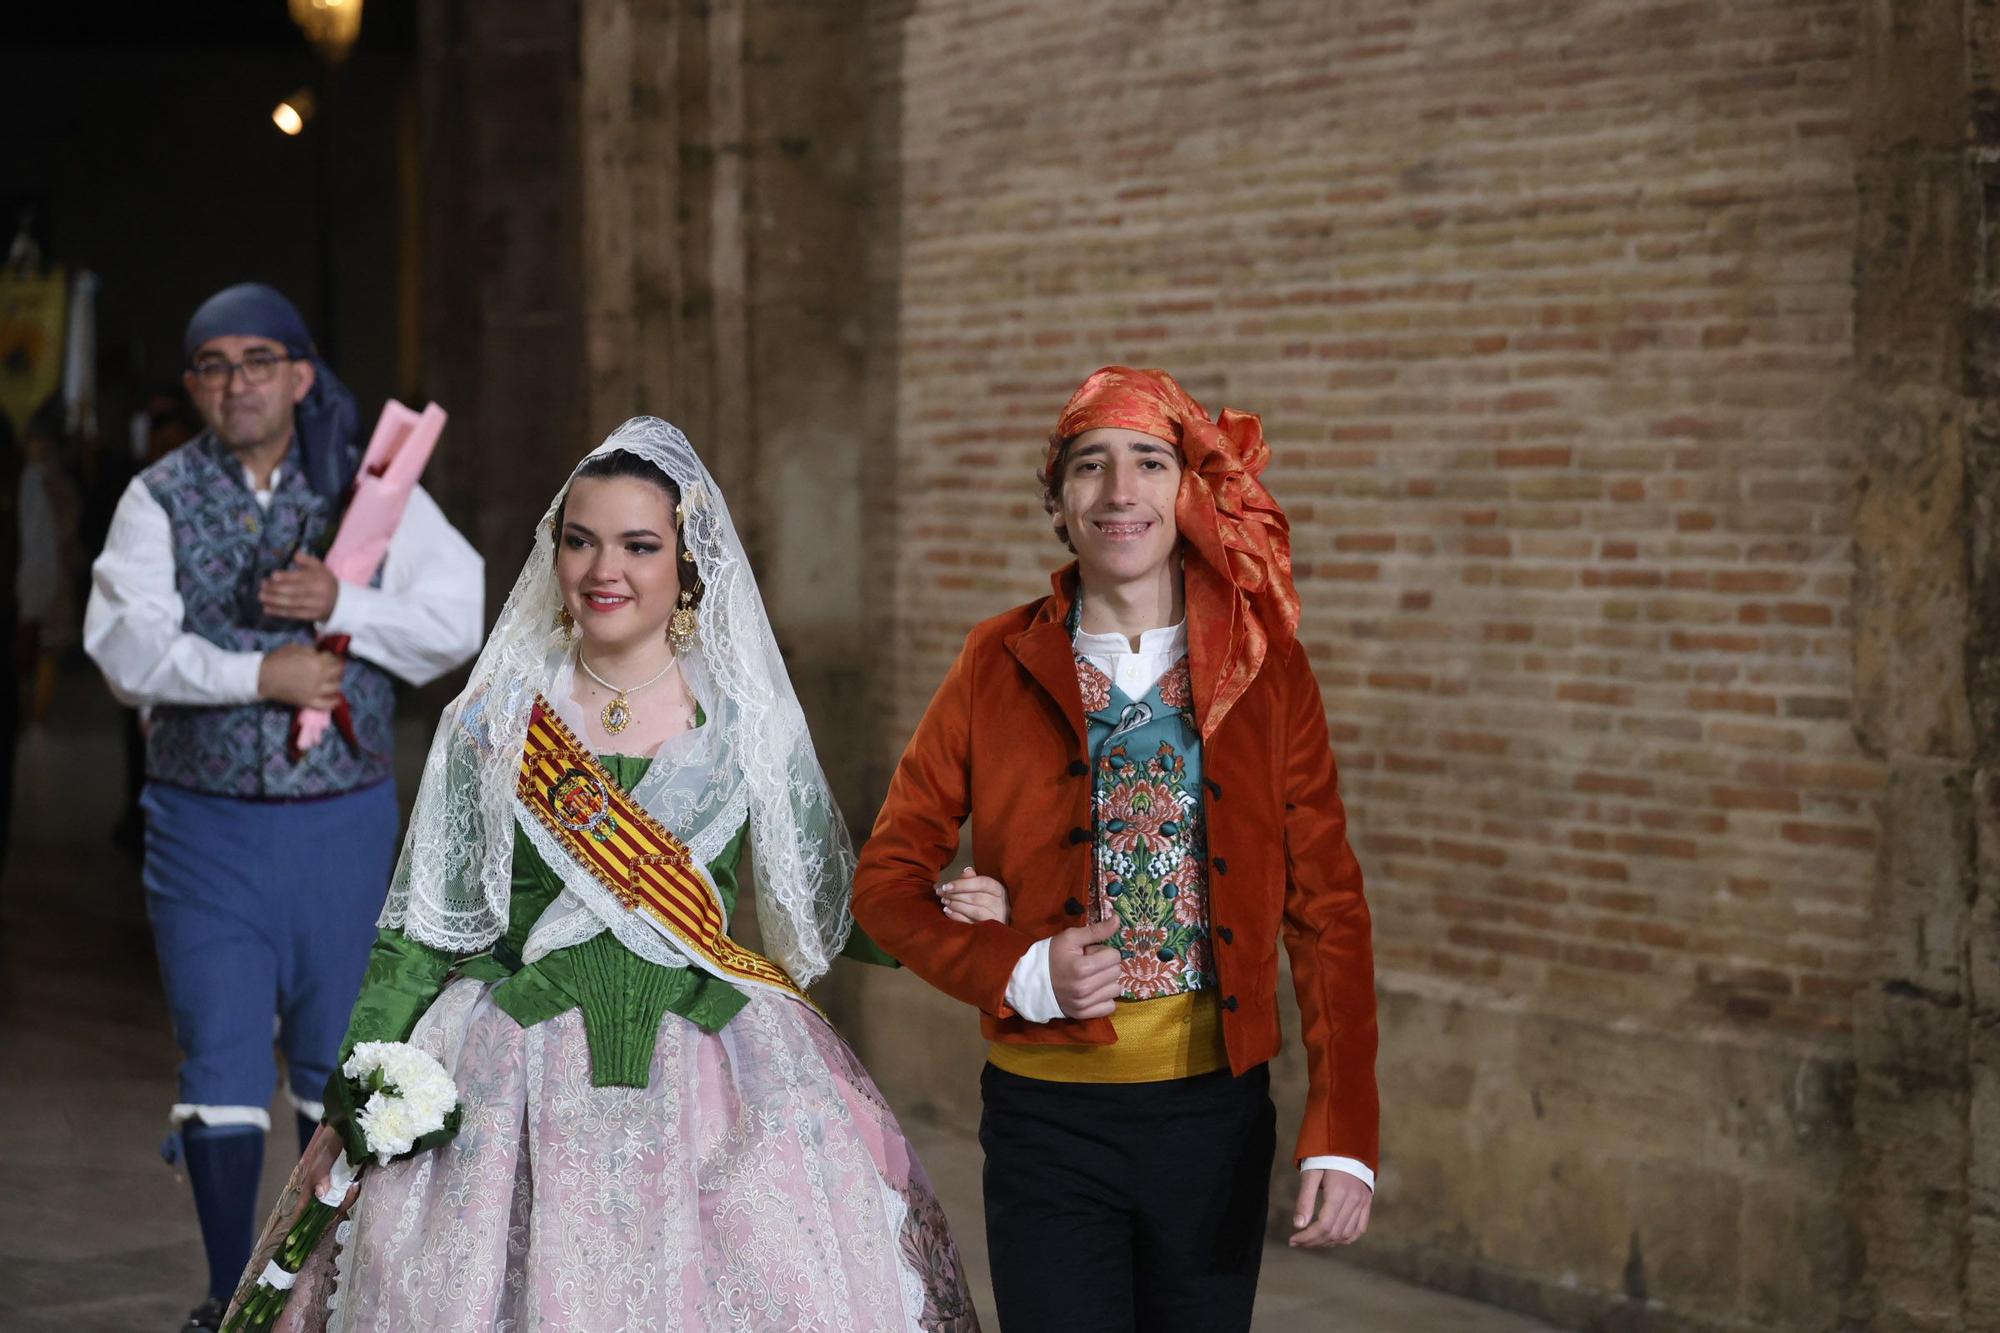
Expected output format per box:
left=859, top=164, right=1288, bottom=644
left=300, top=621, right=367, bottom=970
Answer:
left=223, top=1041, right=461, bottom=1332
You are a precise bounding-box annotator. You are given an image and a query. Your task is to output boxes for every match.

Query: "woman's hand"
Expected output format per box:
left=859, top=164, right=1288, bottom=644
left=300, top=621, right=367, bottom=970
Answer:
left=936, top=866, right=1010, bottom=925
left=302, top=1121, right=358, bottom=1210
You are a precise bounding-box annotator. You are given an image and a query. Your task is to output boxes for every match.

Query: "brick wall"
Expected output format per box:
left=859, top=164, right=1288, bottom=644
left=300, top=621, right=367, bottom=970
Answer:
left=859, top=0, right=1876, bottom=1326
left=424, top=0, right=1978, bottom=1325
left=884, top=0, right=1873, bottom=1035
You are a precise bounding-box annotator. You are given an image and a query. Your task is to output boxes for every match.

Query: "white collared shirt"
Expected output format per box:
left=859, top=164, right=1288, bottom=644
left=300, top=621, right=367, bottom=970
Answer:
left=84, top=465, right=485, bottom=707
left=1072, top=618, right=1188, bottom=700
left=997, top=616, right=1372, bottom=1189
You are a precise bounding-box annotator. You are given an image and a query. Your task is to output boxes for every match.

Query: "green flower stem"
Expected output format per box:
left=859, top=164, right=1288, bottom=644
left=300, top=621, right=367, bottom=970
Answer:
left=277, top=1195, right=341, bottom=1270
left=219, top=1154, right=367, bottom=1333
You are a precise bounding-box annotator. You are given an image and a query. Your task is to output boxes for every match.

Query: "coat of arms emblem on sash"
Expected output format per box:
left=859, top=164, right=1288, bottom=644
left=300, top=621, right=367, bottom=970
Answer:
left=548, top=768, right=619, bottom=843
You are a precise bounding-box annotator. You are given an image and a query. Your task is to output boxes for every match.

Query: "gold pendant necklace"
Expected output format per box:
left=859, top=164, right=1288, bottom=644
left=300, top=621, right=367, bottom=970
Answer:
left=576, top=652, right=678, bottom=736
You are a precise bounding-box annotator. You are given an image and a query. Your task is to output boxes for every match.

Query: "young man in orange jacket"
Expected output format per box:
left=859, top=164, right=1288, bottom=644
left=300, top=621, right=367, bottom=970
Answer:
left=854, top=366, right=1378, bottom=1331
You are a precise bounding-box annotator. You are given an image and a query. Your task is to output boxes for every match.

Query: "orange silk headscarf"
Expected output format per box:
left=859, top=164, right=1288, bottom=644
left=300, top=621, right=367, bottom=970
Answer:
left=1047, top=366, right=1300, bottom=739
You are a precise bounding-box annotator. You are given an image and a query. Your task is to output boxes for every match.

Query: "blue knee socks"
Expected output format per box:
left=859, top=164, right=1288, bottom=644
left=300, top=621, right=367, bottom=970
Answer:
left=295, top=1112, right=317, bottom=1158
left=182, top=1123, right=265, bottom=1304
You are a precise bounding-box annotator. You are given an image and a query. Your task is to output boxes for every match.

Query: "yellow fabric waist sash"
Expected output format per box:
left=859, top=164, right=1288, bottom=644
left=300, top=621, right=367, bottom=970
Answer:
left=515, top=695, right=818, bottom=1015
left=987, top=989, right=1227, bottom=1084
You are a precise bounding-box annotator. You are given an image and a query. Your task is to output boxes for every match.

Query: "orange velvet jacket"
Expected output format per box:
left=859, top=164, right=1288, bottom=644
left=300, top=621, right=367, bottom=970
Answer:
left=852, top=568, right=1379, bottom=1167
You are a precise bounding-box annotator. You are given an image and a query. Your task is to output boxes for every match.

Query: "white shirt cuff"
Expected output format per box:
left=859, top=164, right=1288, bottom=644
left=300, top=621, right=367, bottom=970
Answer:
left=1003, top=937, right=1064, bottom=1023
left=222, top=650, right=266, bottom=705
left=320, top=579, right=368, bottom=637
left=1301, top=1155, right=1374, bottom=1190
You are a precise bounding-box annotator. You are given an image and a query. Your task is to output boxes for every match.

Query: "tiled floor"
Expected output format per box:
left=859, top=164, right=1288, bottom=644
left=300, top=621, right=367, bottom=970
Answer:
left=0, top=678, right=1554, bottom=1332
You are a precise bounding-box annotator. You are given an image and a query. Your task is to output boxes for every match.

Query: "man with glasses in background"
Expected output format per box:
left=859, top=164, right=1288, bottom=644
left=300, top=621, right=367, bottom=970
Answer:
left=83, top=283, right=483, bottom=1332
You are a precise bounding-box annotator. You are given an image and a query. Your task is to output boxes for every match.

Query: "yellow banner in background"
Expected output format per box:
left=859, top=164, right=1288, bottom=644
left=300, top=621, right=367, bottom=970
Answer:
left=0, top=266, right=66, bottom=436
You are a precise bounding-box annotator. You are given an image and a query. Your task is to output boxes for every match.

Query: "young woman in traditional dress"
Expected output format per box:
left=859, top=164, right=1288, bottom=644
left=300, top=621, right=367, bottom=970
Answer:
left=237, top=416, right=983, bottom=1332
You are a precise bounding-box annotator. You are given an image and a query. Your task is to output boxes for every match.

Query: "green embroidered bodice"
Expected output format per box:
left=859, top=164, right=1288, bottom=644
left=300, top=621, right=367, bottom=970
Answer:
left=338, top=751, right=892, bottom=1089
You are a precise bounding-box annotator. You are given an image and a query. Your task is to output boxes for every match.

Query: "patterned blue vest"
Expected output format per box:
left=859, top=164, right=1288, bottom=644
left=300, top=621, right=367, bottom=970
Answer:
left=1076, top=649, right=1217, bottom=1001
left=142, top=434, right=394, bottom=799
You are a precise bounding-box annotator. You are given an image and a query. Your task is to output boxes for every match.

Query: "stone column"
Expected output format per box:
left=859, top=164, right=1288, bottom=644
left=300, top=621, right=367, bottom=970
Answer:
left=1848, top=2, right=2000, bottom=1325
left=575, top=0, right=753, bottom=498
left=1965, top=8, right=2000, bottom=1319
left=421, top=0, right=879, bottom=823
left=417, top=0, right=588, bottom=608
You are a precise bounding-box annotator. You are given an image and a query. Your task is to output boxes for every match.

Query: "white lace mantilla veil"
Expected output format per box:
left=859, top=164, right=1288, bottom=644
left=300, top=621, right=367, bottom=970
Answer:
left=379, top=415, right=856, bottom=987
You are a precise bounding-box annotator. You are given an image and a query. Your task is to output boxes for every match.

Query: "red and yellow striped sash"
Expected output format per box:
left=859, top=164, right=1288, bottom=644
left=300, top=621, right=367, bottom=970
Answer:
left=515, top=695, right=816, bottom=1011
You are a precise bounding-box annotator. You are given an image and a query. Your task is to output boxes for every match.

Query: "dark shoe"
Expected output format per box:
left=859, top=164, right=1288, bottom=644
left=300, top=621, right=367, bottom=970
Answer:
left=182, top=1296, right=225, bottom=1330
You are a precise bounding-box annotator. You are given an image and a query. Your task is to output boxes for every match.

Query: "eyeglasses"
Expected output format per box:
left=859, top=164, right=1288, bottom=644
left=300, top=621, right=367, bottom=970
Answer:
left=190, top=351, right=292, bottom=387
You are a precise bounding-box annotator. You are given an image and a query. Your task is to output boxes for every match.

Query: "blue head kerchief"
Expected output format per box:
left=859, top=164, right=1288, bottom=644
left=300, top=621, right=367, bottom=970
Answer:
left=183, top=282, right=360, bottom=501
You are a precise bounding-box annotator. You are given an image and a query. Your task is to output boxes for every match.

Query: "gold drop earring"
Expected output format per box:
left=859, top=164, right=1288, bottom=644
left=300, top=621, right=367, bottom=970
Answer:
left=551, top=513, right=577, bottom=639
left=669, top=544, right=699, bottom=651
left=668, top=591, right=699, bottom=653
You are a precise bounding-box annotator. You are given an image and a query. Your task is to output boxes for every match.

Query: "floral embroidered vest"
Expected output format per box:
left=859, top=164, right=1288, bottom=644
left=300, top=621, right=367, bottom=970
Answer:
left=1076, top=649, right=1215, bottom=1000
left=142, top=433, right=395, bottom=799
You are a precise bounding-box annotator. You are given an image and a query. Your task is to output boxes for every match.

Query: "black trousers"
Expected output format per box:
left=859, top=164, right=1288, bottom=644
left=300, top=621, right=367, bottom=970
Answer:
left=979, top=1062, right=1276, bottom=1333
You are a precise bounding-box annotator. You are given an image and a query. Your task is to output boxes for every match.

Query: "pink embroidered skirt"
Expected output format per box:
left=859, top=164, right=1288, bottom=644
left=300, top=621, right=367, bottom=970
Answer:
left=258, top=978, right=979, bottom=1332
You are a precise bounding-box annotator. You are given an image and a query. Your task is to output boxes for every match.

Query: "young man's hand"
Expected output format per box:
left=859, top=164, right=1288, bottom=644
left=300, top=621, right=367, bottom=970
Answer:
left=1290, top=1169, right=1371, bottom=1247
left=1049, top=915, right=1123, bottom=1018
